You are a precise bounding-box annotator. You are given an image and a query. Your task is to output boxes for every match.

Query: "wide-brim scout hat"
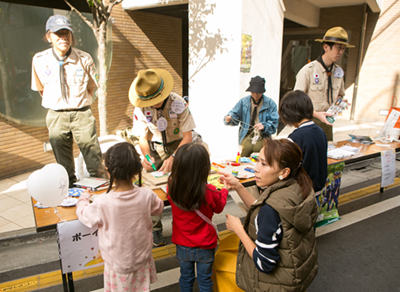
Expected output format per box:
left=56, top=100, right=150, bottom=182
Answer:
left=315, top=27, right=355, bottom=48
left=46, top=15, right=73, bottom=33
left=129, top=69, right=173, bottom=108
left=246, top=76, right=266, bottom=93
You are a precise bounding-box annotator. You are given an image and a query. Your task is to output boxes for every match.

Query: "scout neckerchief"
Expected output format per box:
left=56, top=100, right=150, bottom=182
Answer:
left=250, top=96, right=263, bottom=127
left=317, top=55, right=334, bottom=105
left=52, top=47, right=72, bottom=102
left=155, top=96, right=170, bottom=154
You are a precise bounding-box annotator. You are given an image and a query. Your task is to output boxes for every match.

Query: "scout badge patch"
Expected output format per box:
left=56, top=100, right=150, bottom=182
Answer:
left=145, top=110, right=153, bottom=123
left=157, top=117, right=168, bottom=131
left=169, top=110, right=177, bottom=119
left=313, top=73, right=319, bottom=84
left=334, top=67, right=344, bottom=78
left=171, top=100, right=185, bottom=114
left=76, top=68, right=84, bottom=76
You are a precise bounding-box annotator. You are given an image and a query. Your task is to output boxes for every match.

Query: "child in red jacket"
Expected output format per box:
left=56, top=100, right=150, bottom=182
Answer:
left=168, top=143, right=228, bottom=292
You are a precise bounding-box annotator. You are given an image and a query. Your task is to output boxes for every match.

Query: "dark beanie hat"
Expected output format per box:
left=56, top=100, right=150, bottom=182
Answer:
left=246, top=76, right=266, bottom=93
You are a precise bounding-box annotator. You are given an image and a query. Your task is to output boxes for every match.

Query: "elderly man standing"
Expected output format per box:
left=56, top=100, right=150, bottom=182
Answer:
left=294, top=27, right=355, bottom=141
left=31, top=15, right=104, bottom=187
left=129, top=68, right=196, bottom=246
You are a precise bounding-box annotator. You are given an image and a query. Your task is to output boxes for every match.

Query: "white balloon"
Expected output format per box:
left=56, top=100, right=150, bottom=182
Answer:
left=27, top=163, right=69, bottom=207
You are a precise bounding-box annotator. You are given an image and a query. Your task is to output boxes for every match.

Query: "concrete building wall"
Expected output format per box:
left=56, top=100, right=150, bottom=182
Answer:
left=188, top=0, right=242, bottom=158
left=189, top=0, right=285, bottom=159
left=240, top=0, right=285, bottom=103
left=356, top=0, right=400, bottom=121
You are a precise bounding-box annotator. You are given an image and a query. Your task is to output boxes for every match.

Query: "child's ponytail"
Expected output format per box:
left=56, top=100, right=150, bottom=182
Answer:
left=104, top=142, right=143, bottom=192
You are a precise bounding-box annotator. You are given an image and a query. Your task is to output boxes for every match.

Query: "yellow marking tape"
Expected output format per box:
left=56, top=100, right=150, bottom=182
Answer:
left=338, top=177, right=400, bottom=205
left=0, top=277, right=37, bottom=292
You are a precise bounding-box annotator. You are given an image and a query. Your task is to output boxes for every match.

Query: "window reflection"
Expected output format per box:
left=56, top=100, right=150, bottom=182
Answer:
left=0, top=2, right=98, bottom=126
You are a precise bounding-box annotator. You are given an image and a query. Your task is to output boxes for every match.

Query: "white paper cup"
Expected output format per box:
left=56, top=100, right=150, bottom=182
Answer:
left=389, top=128, right=400, bottom=141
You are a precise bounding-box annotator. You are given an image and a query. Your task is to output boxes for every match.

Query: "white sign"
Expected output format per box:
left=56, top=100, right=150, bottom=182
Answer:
left=57, top=220, right=103, bottom=274
left=381, top=149, right=396, bottom=188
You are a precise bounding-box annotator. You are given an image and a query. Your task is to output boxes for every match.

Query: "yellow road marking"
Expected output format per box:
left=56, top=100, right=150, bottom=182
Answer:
left=338, top=177, right=400, bottom=205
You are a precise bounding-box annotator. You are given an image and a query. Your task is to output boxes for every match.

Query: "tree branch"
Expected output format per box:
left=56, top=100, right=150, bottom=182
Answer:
left=91, top=7, right=99, bottom=29
left=64, top=0, right=95, bottom=30
left=99, top=0, right=107, bottom=18
left=92, top=0, right=107, bottom=23
left=107, top=0, right=123, bottom=14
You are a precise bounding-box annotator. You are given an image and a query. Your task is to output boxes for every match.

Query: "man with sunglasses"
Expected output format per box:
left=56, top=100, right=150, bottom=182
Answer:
left=32, top=15, right=104, bottom=187
left=294, top=27, right=355, bottom=141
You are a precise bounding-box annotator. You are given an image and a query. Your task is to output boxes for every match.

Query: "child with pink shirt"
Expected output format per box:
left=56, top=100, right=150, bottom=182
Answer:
left=168, top=143, right=229, bottom=292
left=76, top=142, right=164, bottom=292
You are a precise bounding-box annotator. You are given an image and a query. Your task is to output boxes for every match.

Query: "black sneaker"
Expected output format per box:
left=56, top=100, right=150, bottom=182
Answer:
left=152, top=230, right=166, bottom=247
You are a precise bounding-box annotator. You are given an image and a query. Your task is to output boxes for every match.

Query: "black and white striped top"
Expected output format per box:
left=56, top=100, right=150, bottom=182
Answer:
left=252, top=203, right=283, bottom=274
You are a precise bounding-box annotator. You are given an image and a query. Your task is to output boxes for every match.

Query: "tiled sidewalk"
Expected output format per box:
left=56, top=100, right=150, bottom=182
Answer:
left=0, top=118, right=386, bottom=235
left=0, top=172, right=35, bottom=234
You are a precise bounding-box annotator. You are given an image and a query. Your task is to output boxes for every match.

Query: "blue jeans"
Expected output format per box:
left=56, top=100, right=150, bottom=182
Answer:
left=176, top=245, right=215, bottom=292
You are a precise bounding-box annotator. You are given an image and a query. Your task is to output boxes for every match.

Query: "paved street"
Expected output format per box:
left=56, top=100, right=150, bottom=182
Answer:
left=90, top=192, right=400, bottom=292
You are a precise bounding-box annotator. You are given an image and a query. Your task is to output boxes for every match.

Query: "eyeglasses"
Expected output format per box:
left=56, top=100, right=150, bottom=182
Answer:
left=334, top=44, right=346, bottom=52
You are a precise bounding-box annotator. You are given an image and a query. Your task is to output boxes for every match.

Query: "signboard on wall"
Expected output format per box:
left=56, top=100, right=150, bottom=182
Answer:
left=240, top=34, right=252, bottom=73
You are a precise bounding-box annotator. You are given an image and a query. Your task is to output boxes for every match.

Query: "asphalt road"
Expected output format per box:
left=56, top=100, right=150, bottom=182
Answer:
left=150, top=203, right=400, bottom=292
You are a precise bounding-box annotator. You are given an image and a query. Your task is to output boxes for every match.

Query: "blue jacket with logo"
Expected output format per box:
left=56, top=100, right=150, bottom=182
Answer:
left=224, top=94, right=279, bottom=145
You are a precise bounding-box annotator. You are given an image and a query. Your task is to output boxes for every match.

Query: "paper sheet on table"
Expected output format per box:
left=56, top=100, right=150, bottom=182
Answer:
left=208, top=174, right=225, bottom=190
left=339, top=146, right=359, bottom=153
left=327, top=148, right=357, bottom=159
left=151, top=171, right=168, bottom=178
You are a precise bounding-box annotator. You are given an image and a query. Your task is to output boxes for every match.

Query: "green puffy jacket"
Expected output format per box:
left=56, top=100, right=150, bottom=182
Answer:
left=236, top=179, right=318, bottom=292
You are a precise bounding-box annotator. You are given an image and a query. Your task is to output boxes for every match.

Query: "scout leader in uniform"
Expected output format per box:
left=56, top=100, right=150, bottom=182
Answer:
left=31, top=15, right=104, bottom=187
left=294, top=27, right=355, bottom=141
left=129, top=69, right=196, bottom=246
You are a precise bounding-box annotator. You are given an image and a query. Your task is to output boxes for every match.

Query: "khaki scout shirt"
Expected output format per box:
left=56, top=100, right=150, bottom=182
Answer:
left=294, top=60, right=345, bottom=111
left=133, top=93, right=196, bottom=143
left=31, top=47, right=98, bottom=110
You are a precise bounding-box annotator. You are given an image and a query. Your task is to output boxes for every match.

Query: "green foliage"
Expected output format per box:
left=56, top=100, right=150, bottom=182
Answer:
left=87, top=0, right=101, bottom=7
